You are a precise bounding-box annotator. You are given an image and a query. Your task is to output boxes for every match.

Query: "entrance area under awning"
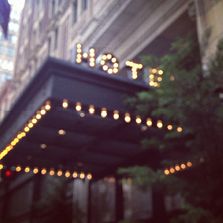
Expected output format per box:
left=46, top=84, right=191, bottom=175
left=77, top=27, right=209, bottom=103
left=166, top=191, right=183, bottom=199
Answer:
left=0, top=57, right=169, bottom=180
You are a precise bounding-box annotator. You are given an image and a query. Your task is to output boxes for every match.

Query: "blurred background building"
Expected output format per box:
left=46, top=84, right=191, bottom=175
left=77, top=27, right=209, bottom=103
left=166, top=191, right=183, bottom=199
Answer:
left=0, top=0, right=223, bottom=222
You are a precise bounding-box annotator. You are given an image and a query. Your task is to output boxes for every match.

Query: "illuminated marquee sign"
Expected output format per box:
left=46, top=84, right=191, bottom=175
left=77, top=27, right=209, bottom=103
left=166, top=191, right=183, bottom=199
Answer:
left=74, top=43, right=164, bottom=87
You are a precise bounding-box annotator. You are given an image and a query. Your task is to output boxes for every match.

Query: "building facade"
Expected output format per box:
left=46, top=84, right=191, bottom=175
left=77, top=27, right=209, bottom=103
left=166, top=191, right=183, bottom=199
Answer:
left=0, top=0, right=223, bottom=223
left=0, top=2, right=21, bottom=121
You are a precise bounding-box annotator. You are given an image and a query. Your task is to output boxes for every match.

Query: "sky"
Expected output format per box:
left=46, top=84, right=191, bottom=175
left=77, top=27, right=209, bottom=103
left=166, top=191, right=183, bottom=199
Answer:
left=8, top=0, right=25, bottom=12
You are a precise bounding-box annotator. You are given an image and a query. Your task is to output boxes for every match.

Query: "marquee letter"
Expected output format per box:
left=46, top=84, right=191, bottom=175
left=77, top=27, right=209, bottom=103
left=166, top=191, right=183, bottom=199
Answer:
left=100, top=53, right=119, bottom=74
left=76, top=43, right=96, bottom=67
left=125, top=61, right=143, bottom=79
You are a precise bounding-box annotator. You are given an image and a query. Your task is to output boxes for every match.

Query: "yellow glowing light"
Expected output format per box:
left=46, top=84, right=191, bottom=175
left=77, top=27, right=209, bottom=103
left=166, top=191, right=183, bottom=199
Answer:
left=57, top=170, right=63, bottom=176
left=65, top=171, right=71, bottom=178
left=41, top=168, right=47, bottom=175
left=170, top=168, right=175, bottom=174
left=45, top=103, right=51, bottom=111
left=167, top=125, right=173, bottom=130
left=124, top=113, right=131, bottom=123
left=108, top=68, right=113, bottom=74
left=112, top=58, right=117, bottom=63
left=87, top=173, right=92, bottom=180
left=177, top=127, right=183, bottom=133
left=25, top=167, right=30, bottom=173
left=83, top=52, right=88, bottom=58
left=175, top=165, right=180, bottom=171
left=146, top=118, right=152, bottom=126
left=24, top=127, right=30, bottom=132
left=36, top=114, right=42, bottom=119
left=33, top=168, right=39, bottom=174
left=151, top=68, right=157, bottom=73
left=40, top=109, right=46, bottom=115
left=135, top=116, right=142, bottom=124
left=32, top=118, right=37, bottom=124
left=101, top=108, right=107, bottom=118
left=80, top=172, right=85, bottom=179
left=28, top=123, right=34, bottom=128
left=181, top=164, right=186, bottom=169
left=49, top=169, right=55, bottom=176
left=157, top=77, right=162, bottom=82
left=88, top=105, right=95, bottom=114
left=158, top=69, right=164, bottom=75
left=62, top=99, right=69, bottom=109
left=157, top=120, right=163, bottom=128
left=103, top=65, right=108, bottom=71
left=16, top=166, right=22, bottom=172
left=58, top=129, right=66, bottom=136
left=77, top=43, right=82, bottom=48
left=75, top=102, right=82, bottom=111
left=126, top=61, right=143, bottom=79
left=73, top=172, right=78, bottom=178
left=187, top=161, right=192, bottom=167
left=0, top=164, right=3, bottom=170
left=113, top=110, right=119, bottom=120
left=164, top=169, right=170, bottom=175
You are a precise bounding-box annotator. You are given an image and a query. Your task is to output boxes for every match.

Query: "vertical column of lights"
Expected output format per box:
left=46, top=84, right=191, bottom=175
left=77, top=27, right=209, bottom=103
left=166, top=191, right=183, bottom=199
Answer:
left=164, top=161, right=193, bottom=175
left=100, top=53, right=119, bottom=74
left=76, top=43, right=96, bottom=67
left=125, top=61, right=143, bottom=79
left=149, top=68, right=163, bottom=87
left=12, top=165, right=93, bottom=180
left=0, top=101, right=51, bottom=161
left=61, top=99, right=183, bottom=133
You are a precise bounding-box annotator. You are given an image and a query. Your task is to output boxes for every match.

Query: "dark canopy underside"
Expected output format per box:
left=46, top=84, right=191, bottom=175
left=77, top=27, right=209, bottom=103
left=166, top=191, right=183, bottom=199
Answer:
left=0, top=57, right=180, bottom=178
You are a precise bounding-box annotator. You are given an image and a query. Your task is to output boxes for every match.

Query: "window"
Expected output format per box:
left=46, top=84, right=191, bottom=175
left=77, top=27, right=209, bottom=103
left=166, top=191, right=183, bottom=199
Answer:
left=72, top=0, right=77, bottom=23
left=82, top=0, right=88, bottom=11
left=54, top=28, right=58, bottom=50
left=48, top=37, right=51, bottom=55
left=52, top=0, right=55, bottom=16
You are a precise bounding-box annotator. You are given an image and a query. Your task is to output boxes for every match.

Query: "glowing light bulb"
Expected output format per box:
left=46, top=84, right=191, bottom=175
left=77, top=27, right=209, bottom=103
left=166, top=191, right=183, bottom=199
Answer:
left=80, top=172, right=85, bottom=179
left=33, top=168, right=39, bottom=174
left=73, top=172, right=78, bottom=178
left=45, top=103, right=51, bottom=111
left=40, top=109, right=46, bottom=115
left=16, top=166, right=22, bottom=172
left=88, top=105, right=95, bottom=114
left=146, top=118, right=152, bottom=127
left=177, top=127, right=183, bottom=133
left=124, top=113, right=131, bottom=123
left=170, top=168, right=175, bottom=174
left=164, top=169, right=170, bottom=175
left=75, top=102, right=82, bottom=111
left=49, top=169, right=55, bottom=176
left=57, top=170, right=63, bottom=176
left=62, top=99, right=69, bottom=109
left=157, top=120, right=163, bottom=128
left=113, top=110, right=119, bottom=120
left=187, top=161, right=192, bottom=167
left=101, top=108, right=107, bottom=118
left=175, top=165, right=180, bottom=171
left=65, top=171, right=71, bottom=178
left=24, top=127, right=30, bottom=132
left=87, top=173, right=92, bottom=180
left=167, top=125, right=173, bottom=130
left=36, top=114, right=42, bottom=119
left=0, top=164, right=3, bottom=170
left=41, top=168, right=47, bottom=175
left=181, top=163, right=186, bottom=169
left=28, top=123, right=34, bottom=128
left=25, top=167, right=30, bottom=173
left=135, top=116, right=142, bottom=124
left=58, top=129, right=66, bottom=135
